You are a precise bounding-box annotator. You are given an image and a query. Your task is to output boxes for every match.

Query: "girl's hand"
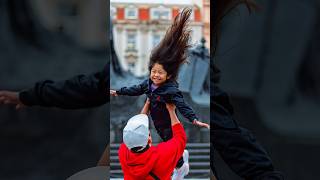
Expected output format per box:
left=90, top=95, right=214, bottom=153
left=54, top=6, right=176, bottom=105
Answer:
left=193, top=120, right=210, bottom=129
left=110, top=90, right=118, bottom=96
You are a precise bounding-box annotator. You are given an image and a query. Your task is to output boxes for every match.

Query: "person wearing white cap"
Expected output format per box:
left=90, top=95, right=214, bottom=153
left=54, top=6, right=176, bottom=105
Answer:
left=118, top=99, right=187, bottom=180
left=123, top=113, right=150, bottom=151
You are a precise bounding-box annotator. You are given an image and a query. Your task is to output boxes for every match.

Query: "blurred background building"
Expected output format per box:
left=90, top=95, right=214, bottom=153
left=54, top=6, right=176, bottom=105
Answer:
left=109, top=0, right=211, bottom=179
left=111, top=0, right=205, bottom=77
left=202, top=0, right=210, bottom=50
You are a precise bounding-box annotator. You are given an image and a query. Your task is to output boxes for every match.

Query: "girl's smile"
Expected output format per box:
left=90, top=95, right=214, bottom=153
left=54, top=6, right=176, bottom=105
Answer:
left=150, top=63, right=170, bottom=86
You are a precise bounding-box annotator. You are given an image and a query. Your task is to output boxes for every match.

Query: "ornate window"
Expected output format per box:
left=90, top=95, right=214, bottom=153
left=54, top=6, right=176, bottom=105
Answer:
left=125, top=6, right=138, bottom=19
left=127, top=33, right=137, bottom=50
left=150, top=6, right=171, bottom=20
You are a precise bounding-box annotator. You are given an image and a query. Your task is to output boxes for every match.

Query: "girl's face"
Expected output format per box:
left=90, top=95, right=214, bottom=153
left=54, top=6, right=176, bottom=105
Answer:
left=150, top=63, right=170, bottom=86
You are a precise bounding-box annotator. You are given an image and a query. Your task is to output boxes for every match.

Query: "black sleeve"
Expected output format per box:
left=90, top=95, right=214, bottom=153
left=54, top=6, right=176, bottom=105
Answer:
left=211, top=85, right=281, bottom=179
left=19, top=64, right=109, bottom=109
left=171, top=92, right=198, bottom=123
left=116, top=79, right=148, bottom=96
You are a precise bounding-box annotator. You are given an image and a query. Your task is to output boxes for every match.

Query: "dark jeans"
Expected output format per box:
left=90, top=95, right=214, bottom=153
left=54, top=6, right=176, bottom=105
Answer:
left=156, top=127, right=184, bottom=168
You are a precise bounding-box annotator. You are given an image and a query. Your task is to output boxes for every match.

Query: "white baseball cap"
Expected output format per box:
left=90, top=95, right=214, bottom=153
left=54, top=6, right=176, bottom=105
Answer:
left=123, top=114, right=149, bottom=149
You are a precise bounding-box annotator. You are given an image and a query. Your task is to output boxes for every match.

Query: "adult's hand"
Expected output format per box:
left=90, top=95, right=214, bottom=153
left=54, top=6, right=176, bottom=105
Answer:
left=166, top=103, right=181, bottom=125
left=0, top=90, right=26, bottom=109
left=165, top=103, right=176, bottom=112
left=140, top=98, right=150, bottom=114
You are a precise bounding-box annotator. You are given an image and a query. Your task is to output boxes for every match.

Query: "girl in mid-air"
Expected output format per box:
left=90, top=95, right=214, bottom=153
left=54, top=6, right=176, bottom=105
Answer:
left=110, top=8, right=209, bottom=179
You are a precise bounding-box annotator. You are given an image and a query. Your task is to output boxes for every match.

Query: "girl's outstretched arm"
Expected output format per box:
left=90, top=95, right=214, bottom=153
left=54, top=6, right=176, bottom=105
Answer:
left=171, top=92, right=210, bottom=129
left=193, top=120, right=210, bottom=129
left=115, top=79, right=148, bottom=96
left=171, top=92, right=198, bottom=121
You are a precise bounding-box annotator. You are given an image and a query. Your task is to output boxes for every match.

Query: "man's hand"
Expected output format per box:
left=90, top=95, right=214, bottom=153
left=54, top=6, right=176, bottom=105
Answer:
left=165, top=103, right=176, bottom=112
left=110, top=90, right=118, bottom=96
left=193, top=120, right=210, bottom=129
left=166, top=103, right=180, bottom=126
left=0, top=90, right=26, bottom=110
left=140, top=98, right=151, bottom=114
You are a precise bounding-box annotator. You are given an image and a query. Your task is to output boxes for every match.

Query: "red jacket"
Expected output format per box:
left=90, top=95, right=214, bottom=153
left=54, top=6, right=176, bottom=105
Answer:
left=118, top=123, right=187, bottom=180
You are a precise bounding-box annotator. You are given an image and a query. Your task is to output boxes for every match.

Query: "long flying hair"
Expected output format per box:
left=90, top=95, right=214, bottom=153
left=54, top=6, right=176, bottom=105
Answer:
left=149, top=8, right=192, bottom=81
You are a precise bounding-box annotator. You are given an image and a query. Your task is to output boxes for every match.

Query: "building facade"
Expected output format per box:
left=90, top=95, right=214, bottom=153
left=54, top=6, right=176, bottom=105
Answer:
left=111, top=0, right=204, bottom=77
left=203, top=0, right=210, bottom=50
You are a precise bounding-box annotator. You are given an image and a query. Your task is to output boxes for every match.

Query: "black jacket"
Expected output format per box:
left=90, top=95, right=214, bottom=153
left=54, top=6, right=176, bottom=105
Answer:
left=116, top=79, right=198, bottom=130
left=19, top=64, right=109, bottom=108
left=211, top=84, right=284, bottom=180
